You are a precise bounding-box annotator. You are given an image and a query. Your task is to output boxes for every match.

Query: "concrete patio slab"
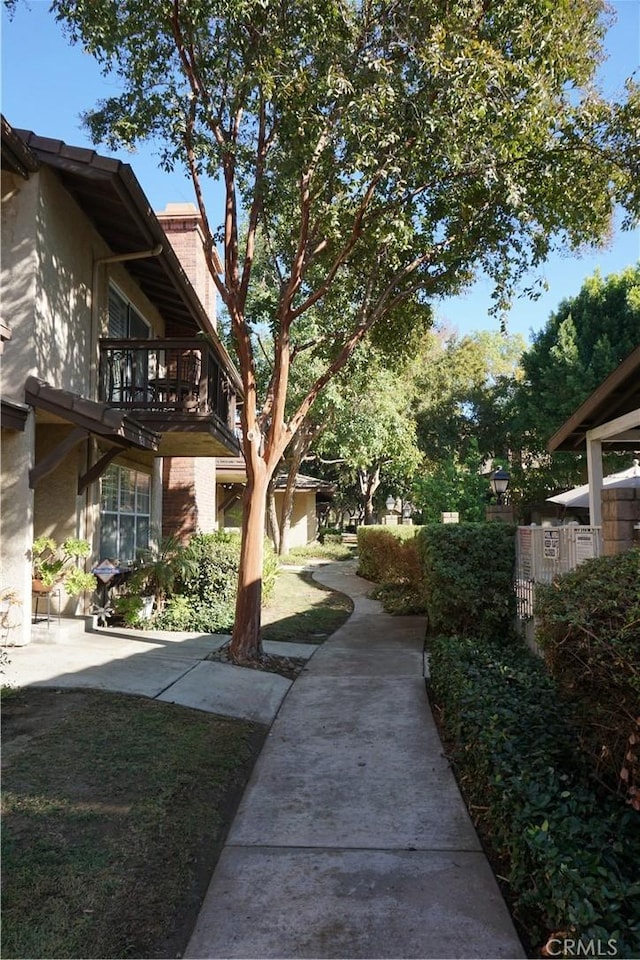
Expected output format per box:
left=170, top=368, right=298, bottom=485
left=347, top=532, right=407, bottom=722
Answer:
left=4, top=640, right=197, bottom=697
left=3, top=623, right=308, bottom=726
left=186, top=846, right=521, bottom=960
left=156, top=660, right=292, bottom=724
left=262, top=639, right=319, bottom=659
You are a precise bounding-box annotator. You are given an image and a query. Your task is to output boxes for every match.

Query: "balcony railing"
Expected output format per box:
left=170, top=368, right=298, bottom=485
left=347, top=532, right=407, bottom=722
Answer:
left=99, top=338, right=235, bottom=430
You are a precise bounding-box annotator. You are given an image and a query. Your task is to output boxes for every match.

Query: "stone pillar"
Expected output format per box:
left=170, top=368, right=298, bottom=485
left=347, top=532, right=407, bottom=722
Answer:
left=602, top=487, right=640, bottom=555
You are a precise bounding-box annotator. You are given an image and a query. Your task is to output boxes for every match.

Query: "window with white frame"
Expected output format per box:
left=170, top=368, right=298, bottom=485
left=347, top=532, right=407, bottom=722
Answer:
left=100, top=465, right=151, bottom=564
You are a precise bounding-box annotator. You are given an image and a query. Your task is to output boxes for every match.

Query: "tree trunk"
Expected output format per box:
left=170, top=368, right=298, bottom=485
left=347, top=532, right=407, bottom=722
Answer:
left=266, top=474, right=280, bottom=554
left=359, top=465, right=381, bottom=524
left=229, top=464, right=269, bottom=662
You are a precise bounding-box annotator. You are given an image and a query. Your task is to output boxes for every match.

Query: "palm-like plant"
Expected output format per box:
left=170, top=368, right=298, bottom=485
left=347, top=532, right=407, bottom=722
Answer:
left=128, top=537, right=196, bottom=612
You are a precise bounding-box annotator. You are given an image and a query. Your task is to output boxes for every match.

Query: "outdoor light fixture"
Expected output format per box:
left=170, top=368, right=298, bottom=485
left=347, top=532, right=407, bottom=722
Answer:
left=402, top=502, right=412, bottom=519
left=490, top=467, right=510, bottom=505
left=385, top=494, right=396, bottom=513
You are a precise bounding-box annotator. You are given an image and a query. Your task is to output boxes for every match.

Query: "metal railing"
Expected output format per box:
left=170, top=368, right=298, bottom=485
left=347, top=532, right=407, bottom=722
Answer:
left=99, top=338, right=234, bottom=428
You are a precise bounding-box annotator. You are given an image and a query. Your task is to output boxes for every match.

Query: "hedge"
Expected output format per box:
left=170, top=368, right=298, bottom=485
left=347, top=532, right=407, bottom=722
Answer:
left=428, top=632, right=640, bottom=957
left=534, top=548, right=640, bottom=806
left=418, top=522, right=516, bottom=639
left=357, top=524, right=421, bottom=583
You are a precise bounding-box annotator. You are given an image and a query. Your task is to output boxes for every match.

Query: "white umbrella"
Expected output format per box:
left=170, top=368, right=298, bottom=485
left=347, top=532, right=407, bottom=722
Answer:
left=547, top=460, right=640, bottom=509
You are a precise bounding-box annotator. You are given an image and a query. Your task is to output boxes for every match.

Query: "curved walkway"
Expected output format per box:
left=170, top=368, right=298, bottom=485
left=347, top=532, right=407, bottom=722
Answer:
left=185, top=561, right=524, bottom=960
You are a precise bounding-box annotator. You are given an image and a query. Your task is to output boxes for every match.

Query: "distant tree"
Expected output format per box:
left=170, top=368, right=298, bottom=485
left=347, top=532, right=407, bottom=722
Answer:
left=412, top=441, right=489, bottom=523
left=47, top=0, right=640, bottom=661
left=415, top=329, right=526, bottom=464
left=510, top=263, right=640, bottom=503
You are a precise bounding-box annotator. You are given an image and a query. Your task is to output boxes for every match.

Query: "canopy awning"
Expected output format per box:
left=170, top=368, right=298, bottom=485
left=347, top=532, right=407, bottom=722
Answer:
left=547, top=460, right=640, bottom=509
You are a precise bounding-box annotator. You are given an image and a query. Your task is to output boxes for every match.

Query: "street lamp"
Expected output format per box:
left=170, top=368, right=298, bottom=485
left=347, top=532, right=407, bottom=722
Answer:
left=385, top=494, right=396, bottom=513
left=490, top=467, right=510, bottom=506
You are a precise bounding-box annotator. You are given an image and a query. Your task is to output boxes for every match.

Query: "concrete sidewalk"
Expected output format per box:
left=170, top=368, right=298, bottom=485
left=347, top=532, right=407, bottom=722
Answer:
left=185, top=561, right=525, bottom=960
left=2, top=620, right=313, bottom=725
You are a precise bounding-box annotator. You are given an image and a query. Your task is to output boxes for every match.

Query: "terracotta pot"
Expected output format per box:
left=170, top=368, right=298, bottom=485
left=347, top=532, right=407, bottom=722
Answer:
left=32, top=579, right=53, bottom=594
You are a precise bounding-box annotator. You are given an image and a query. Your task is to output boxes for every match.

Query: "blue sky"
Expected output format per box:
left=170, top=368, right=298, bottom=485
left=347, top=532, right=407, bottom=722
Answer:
left=2, top=0, right=639, bottom=344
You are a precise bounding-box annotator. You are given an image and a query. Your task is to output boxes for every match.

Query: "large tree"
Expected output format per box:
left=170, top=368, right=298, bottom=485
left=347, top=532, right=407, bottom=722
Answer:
left=48, top=0, right=639, bottom=660
left=508, top=263, right=640, bottom=503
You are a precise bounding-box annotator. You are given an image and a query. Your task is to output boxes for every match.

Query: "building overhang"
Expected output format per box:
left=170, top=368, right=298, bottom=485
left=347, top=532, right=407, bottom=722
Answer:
left=25, top=377, right=161, bottom=492
left=8, top=123, right=242, bottom=396
left=1, top=397, right=30, bottom=431
left=548, top=345, right=640, bottom=453
left=26, top=376, right=160, bottom=451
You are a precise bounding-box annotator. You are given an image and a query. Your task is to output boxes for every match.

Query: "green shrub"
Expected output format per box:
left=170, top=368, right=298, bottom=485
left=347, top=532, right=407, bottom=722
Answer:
left=534, top=549, right=640, bottom=805
left=153, top=532, right=278, bottom=634
left=357, top=525, right=420, bottom=581
left=357, top=525, right=427, bottom=613
left=282, top=542, right=354, bottom=562
left=319, top=526, right=342, bottom=544
left=429, top=633, right=640, bottom=957
left=114, top=595, right=148, bottom=628
left=418, top=523, right=516, bottom=639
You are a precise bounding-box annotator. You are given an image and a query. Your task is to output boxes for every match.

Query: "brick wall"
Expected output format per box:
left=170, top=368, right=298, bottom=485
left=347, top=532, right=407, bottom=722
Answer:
left=156, top=203, right=217, bottom=325
left=162, top=457, right=217, bottom=543
left=602, top=487, right=640, bottom=555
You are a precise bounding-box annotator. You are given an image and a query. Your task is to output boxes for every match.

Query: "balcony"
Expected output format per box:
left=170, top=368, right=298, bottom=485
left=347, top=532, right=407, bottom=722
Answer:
left=99, top=338, right=240, bottom=457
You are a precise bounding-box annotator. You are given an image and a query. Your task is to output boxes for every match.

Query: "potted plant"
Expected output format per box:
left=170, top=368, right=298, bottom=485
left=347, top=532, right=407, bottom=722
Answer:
left=31, top=536, right=97, bottom=596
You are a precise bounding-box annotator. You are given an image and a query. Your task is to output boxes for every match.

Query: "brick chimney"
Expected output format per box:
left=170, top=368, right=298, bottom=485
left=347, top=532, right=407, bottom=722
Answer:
left=156, top=202, right=221, bottom=327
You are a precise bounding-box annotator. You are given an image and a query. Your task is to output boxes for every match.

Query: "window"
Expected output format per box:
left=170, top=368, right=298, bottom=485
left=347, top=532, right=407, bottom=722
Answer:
left=100, top=465, right=151, bottom=564
left=108, top=286, right=150, bottom=338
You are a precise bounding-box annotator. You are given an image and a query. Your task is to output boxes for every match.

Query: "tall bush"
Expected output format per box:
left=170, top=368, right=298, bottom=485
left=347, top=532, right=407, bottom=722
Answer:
left=155, top=532, right=278, bottom=633
left=357, top=525, right=420, bottom=583
left=534, top=549, right=640, bottom=805
left=357, top=525, right=427, bottom=613
left=429, top=632, right=640, bottom=956
left=418, top=523, right=516, bottom=638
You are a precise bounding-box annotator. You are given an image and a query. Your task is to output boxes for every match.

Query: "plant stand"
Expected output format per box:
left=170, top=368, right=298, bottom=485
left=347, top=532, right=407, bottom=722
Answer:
left=32, top=588, right=61, bottom=628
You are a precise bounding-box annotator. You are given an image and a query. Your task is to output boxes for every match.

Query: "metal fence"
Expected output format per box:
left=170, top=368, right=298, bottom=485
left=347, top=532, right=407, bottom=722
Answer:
left=515, top=524, right=603, bottom=633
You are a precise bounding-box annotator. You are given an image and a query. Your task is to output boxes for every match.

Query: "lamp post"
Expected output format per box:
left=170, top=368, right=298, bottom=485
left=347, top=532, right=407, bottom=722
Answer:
left=489, top=467, right=510, bottom=506
left=385, top=494, right=395, bottom=513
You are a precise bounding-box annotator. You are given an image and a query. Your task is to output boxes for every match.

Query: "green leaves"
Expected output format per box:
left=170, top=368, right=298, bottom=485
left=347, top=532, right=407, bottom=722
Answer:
left=429, top=631, right=640, bottom=955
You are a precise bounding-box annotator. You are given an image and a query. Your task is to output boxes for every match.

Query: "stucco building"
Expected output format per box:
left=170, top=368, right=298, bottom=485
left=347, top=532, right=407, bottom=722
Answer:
left=1, top=119, right=241, bottom=644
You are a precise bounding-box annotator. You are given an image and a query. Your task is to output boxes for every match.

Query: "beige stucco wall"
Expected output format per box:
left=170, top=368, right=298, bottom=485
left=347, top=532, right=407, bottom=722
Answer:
left=216, top=487, right=318, bottom=547
left=1, top=164, right=169, bottom=635
left=2, top=166, right=168, bottom=402
left=274, top=490, right=318, bottom=547
left=0, top=418, right=35, bottom=644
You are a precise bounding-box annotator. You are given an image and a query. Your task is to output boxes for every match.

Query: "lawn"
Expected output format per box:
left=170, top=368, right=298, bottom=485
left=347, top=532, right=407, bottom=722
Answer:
left=1, top=561, right=353, bottom=959
left=1, top=689, right=265, bottom=959
left=262, top=566, right=353, bottom=643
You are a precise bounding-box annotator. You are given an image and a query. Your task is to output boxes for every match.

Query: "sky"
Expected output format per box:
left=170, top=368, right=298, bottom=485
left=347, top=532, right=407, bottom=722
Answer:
left=2, top=0, right=639, bottom=345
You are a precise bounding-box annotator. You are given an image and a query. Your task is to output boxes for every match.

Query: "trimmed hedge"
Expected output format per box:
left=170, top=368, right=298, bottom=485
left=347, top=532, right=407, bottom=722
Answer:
left=357, top=524, right=421, bottom=583
left=534, top=549, right=640, bottom=806
left=357, top=525, right=427, bottom=613
left=428, top=632, right=640, bottom=957
left=418, top=522, right=516, bottom=639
